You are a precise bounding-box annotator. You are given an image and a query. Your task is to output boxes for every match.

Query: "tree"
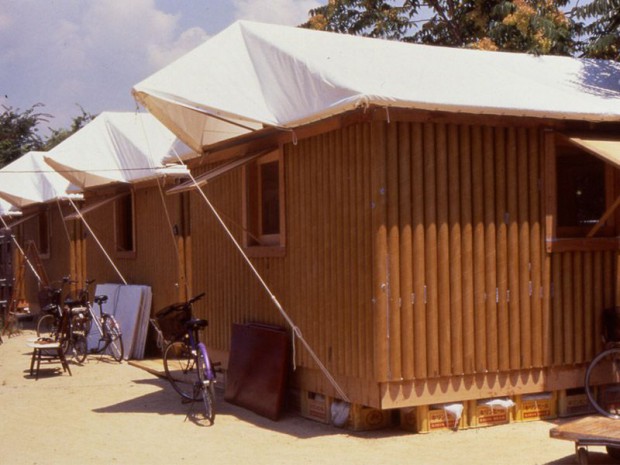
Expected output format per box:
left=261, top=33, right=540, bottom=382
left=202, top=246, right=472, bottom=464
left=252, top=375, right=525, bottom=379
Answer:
left=303, top=0, right=412, bottom=40
left=0, top=103, right=95, bottom=168
left=0, top=104, right=48, bottom=167
left=43, top=106, right=96, bottom=150
left=573, top=0, right=620, bottom=60
left=303, top=0, right=578, bottom=55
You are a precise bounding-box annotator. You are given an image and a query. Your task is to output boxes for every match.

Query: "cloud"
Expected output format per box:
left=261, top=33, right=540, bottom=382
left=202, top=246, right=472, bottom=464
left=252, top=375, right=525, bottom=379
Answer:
left=232, top=0, right=320, bottom=25
left=0, top=0, right=207, bottom=132
left=148, top=27, right=210, bottom=70
left=0, top=0, right=317, bottom=135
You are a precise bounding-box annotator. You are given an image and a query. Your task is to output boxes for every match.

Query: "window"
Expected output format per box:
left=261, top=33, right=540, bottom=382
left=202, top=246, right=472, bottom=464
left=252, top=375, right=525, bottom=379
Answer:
left=243, top=149, right=285, bottom=255
left=114, top=193, right=135, bottom=255
left=556, top=145, right=613, bottom=238
left=38, top=209, right=50, bottom=258
left=546, top=133, right=618, bottom=252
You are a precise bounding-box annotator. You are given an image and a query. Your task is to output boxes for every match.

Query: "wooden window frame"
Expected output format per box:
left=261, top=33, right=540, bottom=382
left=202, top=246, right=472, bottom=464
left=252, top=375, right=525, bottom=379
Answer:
left=545, top=132, right=620, bottom=253
left=114, top=192, right=136, bottom=258
left=242, top=148, right=286, bottom=258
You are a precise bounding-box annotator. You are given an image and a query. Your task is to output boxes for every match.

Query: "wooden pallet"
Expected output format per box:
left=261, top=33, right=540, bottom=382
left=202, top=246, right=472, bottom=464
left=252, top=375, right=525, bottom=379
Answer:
left=550, top=415, right=620, bottom=464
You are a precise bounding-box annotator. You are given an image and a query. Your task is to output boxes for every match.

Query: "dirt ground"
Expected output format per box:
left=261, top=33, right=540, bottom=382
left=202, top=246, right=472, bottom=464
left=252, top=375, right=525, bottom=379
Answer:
left=0, top=326, right=616, bottom=465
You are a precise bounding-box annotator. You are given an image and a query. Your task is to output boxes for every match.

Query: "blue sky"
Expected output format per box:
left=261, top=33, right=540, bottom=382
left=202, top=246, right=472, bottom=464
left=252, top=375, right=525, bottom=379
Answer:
left=0, top=0, right=321, bottom=135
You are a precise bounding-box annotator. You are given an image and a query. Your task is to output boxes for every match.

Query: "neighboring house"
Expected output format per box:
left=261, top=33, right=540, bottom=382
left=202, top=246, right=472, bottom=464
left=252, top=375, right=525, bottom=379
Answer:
left=44, top=112, right=194, bottom=334
left=0, top=151, right=82, bottom=312
left=132, top=20, right=620, bottom=418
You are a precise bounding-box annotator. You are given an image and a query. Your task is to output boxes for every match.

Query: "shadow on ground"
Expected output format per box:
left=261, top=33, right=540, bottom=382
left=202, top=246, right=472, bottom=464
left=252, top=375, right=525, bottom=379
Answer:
left=91, top=377, right=407, bottom=439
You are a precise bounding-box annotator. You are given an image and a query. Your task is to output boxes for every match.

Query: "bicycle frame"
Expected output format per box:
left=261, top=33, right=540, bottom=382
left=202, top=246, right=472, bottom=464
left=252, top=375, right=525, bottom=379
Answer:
left=159, top=292, right=217, bottom=425
left=187, top=327, right=216, bottom=382
left=87, top=295, right=124, bottom=361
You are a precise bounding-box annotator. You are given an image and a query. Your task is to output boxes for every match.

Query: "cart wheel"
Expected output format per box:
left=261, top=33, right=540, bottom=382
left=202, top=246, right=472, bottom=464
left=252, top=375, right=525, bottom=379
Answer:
left=577, top=446, right=589, bottom=465
left=606, top=446, right=620, bottom=461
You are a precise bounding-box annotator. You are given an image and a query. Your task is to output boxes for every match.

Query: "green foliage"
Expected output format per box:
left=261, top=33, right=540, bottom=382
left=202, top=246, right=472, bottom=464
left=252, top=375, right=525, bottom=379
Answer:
left=303, top=0, right=578, bottom=56
left=480, top=1, right=575, bottom=55
left=0, top=104, right=48, bottom=168
left=0, top=104, right=95, bottom=169
left=43, top=106, right=96, bottom=150
left=303, top=0, right=413, bottom=39
left=573, top=0, right=620, bottom=59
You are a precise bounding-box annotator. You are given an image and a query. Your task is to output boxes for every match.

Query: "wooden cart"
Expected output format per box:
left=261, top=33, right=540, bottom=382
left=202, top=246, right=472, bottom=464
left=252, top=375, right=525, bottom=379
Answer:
left=550, top=415, right=620, bottom=464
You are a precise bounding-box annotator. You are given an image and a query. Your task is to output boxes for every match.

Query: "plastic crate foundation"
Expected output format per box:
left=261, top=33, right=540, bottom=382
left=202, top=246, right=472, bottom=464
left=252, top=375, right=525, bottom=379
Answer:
left=347, top=404, right=392, bottom=431
left=467, top=397, right=515, bottom=428
left=558, top=388, right=595, bottom=418
left=299, top=390, right=332, bottom=424
left=516, top=392, right=557, bottom=422
left=405, top=403, right=467, bottom=433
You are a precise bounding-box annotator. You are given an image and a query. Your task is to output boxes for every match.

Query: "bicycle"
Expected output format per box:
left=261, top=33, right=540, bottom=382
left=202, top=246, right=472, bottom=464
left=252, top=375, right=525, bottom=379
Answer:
left=36, top=277, right=88, bottom=363
left=585, top=307, right=620, bottom=420
left=87, top=294, right=124, bottom=362
left=36, top=276, right=70, bottom=339
left=151, top=292, right=218, bottom=425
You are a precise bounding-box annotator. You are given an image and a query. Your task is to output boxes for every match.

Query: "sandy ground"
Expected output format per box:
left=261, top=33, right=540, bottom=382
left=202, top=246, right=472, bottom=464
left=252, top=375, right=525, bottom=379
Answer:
left=0, top=326, right=617, bottom=465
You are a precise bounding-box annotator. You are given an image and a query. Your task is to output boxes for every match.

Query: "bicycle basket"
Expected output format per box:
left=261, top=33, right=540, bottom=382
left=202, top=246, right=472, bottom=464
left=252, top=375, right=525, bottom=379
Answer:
left=154, top=303, right=191, bottom=341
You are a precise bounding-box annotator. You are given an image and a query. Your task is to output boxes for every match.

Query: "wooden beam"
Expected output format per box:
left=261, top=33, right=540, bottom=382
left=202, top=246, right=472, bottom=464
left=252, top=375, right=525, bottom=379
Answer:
left=544, top=132, right=557, bottom=253
left=380, top=365, right=593, bottom=409
left=586, top=195, right=620, bottom=238
left=370, top=120, right=389, bottom=382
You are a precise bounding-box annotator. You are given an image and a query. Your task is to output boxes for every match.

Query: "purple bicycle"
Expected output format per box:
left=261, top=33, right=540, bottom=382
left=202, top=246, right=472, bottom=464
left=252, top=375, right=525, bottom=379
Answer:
left=153, top=293, right=218, bottom=425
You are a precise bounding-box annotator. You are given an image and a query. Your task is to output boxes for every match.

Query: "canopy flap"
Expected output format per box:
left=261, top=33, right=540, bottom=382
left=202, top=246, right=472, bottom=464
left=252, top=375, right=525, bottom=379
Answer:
left=567, top=135, right=620, bottom=169
left=64, top=193, right=126, bottom=221
left=0, top=151, right=81, bottom=207
left=46, top=112, right=193, bottom=190
left=167, top=149, right=272, bottom=195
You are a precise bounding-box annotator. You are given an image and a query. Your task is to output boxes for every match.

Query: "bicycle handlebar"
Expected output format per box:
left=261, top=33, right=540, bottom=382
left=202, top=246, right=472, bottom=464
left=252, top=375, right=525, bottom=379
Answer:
left=188, top=292, right=206, bottom=305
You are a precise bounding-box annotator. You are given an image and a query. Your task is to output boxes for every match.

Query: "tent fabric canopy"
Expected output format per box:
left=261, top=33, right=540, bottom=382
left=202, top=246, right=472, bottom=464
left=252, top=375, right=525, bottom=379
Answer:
left=45, top=112, right=193, bottom=189
left=0, top=198, right=21, bottom=218
left=566, top=135, right=620, bottom=169
left=133, top=20, right=620, bottom=153
left=0, top=151, right=82, bottom=208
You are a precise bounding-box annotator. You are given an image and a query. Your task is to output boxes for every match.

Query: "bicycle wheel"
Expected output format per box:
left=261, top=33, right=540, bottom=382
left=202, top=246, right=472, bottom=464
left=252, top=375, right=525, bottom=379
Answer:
left=62, top=337, right=77, bottom=361
left=197, top=348, right=215, bottom=425
left=585, top=347, right=620, bottom=419
left=36, top=314, right=58, bottom=339
left=73, top=335, right=87, bottom=364
left=163, top=341, right=200, bottom=400
left=102, top=315, right=124, bottom=362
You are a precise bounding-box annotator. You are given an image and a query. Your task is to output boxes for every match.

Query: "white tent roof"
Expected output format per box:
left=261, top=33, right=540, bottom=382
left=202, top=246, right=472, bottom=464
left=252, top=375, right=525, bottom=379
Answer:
left=0, top=151, right=82, bottom=208
left=45, top=112, right=194, bottom=190
left=133, top=20, right=620, bottom=153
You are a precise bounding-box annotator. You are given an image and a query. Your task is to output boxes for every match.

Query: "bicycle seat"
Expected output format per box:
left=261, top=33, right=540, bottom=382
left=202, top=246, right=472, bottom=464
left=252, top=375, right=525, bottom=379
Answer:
left=185, top=318, right=208, bottom=330
left=94, top=295, right=108, bottom=305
